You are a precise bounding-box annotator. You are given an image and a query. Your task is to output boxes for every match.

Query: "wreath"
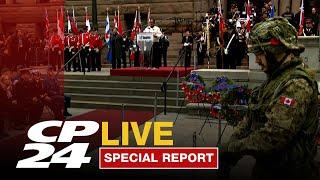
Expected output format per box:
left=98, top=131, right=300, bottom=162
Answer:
left=181, top=74, right=252, bottom=126
left=209, top=76, right=251, bottom=127
left=181, top=72, right=206, bottom=103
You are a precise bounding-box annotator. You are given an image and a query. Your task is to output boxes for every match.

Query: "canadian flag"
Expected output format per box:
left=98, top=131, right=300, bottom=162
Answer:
left=147, top=7, right=151, bottom=23
left=246, top=0, right=251, bottom=33
left=44, top=9, right=50, bottom=39
left=114, top=10, right=118, bottom=28
left=85, top=6, right=91, bottom=32
left=298, top=0, right=304, bottom=36
left=117, top=6, right=123, bottom=35
left=57, top=8, right=64, bottom=40
left=280, top=96, right=296, bottom=106
left=71, top=7, right=79, bottom=34
left=67, top=10, right=71, bottom=33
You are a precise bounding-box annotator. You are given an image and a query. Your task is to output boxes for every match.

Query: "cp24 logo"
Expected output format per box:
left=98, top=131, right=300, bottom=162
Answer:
left=16, top=121, right=99, bottom=168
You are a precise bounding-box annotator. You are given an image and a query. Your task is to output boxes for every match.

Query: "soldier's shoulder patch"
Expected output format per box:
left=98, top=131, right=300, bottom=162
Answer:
left=279, top=96, right=296, bottom=107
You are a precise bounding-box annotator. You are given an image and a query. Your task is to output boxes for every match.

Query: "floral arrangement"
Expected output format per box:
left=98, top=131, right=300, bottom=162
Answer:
left=181, top=73, right=251, bottom=127
left=209, top=76, right=251, bottom=126
left=180, top=72, right=206, bottom=103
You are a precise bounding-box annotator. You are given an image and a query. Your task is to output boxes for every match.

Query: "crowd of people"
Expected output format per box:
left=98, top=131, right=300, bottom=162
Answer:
left=0, top=30, right=49, bottom=69
left=0, top=66, right=71, bottom=138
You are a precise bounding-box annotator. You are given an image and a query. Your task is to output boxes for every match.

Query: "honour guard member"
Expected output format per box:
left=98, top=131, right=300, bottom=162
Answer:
left=70, top=32, right=80, bottom=72
left=79, top=26, right=91, bottom=72
left=304, top=18, right=317, bottom=36
left=90, top=28, right=103, bottom=71
left=50, top=28, right=63, bottom=71
left=64, top=31, right=71, bottom=72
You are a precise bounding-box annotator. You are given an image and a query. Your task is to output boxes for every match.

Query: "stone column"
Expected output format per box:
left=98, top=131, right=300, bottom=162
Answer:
left=292, top=0, right=301, bottom=14
left=278, top=0, right=291, bottom=16
left=92, top=0, right=98, bottom=29
left=222, top=0, right=227, bottom=19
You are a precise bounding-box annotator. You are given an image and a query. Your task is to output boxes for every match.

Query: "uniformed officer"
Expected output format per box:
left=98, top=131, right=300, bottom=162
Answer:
left=219, top=17, right=319, bottom=180
left=304, top=18, right=317, bottom=36
left=64, top=31, right=71, bottom=71
left=70, top=32, right=80, bottom=72
left=49, top=28, right=63, bottom=71
left=90, top=28, right=103, bottom=71
left=79, top=27, right=91, bottom=72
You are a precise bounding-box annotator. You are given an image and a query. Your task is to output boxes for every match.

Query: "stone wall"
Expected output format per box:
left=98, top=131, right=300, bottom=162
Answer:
left=65, top=0, right=212, bottom=33
left=0, top=1, right=63, bottom=34
left=299, top=36, right=320, bottom=71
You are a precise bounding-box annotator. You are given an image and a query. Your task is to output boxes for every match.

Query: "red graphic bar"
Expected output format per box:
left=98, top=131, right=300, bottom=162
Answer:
left=99, top=147, right=218, bottom=169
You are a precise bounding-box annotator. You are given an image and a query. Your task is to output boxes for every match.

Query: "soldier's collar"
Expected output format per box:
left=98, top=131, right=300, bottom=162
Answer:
left=268, top=57, right=303, bottom=79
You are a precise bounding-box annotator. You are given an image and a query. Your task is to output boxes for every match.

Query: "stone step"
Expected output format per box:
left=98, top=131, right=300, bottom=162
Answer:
left=71, top=100, right=187, bottom=113
left=70, top=93, right=185, bottom=106
left=64, top=79, right=180, bottom=90
left=64, top=74, right=183, bottom=82
left=65, top=86, right=184, bottom=97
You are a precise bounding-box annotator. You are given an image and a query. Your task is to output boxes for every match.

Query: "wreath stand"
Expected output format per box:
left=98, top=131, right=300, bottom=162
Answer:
left=194, top=104, right=248, bottom=147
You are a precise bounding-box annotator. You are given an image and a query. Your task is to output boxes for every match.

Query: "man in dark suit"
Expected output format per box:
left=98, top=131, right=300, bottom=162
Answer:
left=181, top=30, right=193, bottom=67
left=159, top=31, right=169, bottom=67
left=111, top=28, right=123, bottom=69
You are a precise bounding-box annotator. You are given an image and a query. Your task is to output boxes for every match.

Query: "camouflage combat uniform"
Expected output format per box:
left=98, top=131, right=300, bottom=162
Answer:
left=221, top=17, right=319, bottom=179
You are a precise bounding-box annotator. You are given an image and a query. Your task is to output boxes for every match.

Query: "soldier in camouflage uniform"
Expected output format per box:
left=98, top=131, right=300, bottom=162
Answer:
left=219, top=17, right=319, bottom=180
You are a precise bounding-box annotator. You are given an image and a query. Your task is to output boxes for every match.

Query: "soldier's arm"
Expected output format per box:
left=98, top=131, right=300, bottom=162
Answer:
left=227, top=78, right=315, bottom=155
left=228, top=117, right=251, bottom=142
left=228, top=86, right=261, bottom=142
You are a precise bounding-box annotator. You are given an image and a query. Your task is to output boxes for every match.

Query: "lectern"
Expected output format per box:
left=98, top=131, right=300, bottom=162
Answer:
left=137, top=32, right=154, bottom=68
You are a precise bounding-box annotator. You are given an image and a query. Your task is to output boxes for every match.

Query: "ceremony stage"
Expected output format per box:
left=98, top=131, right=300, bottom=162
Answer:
left=110, top=67, right=194, bottom=77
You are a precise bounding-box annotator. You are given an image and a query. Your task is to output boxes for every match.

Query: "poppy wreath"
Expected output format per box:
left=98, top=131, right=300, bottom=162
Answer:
left=181, top=72, right=206, bottom=103
left=209, top=76, right=251, bottom=127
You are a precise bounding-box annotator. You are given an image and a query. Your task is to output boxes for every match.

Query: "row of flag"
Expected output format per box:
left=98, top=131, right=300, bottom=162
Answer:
left=44, top=6, right=151, bottom=64
left=44, top=6, right=152, bottom=43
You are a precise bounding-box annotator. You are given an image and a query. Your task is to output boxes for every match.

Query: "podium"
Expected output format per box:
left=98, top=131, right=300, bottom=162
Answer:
left=137, top=32, right=154, bottom=67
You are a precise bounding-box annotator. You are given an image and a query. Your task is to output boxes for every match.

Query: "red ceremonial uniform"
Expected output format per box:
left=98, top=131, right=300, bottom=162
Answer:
left=67, top=34, right=79, bottom=51
left=50, top=34, right=63, bottom=71
left=50, top=34, right=63, bottom=51
left=89, top=33, right=103, bottom=71
left=79, top=32, right=90, bottom=47
left=90, top=34, right=103, bottom=49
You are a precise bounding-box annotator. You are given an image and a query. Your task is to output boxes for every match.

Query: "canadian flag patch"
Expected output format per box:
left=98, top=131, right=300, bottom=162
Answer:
left=279, top=96, right=296, bottom=107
